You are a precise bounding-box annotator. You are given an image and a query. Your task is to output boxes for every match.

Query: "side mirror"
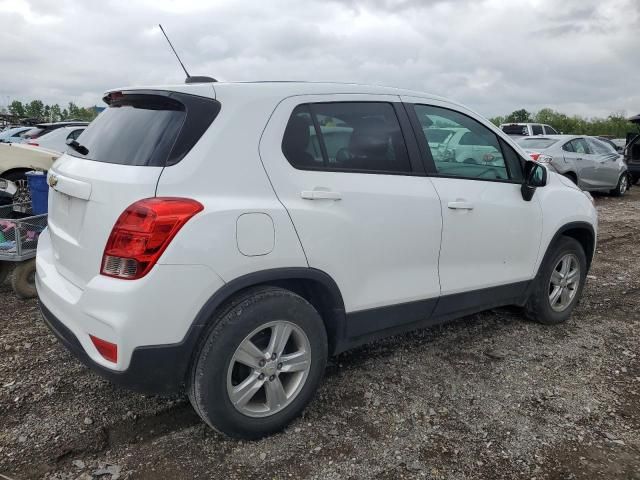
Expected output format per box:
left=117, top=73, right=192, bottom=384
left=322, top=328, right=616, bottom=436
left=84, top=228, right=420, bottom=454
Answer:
left=521, top=160, right=547, bottom=201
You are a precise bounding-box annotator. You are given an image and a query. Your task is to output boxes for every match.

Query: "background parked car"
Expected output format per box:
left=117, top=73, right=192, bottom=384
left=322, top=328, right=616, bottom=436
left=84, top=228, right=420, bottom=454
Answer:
left=25, top=126, right=86, bottom=153
left=500, top=123, right=559, bottom=136
left=0, top=142, right=61, bottom=198
left=16, top=121, right=89, bottom=144
left=597, top=136, right=624, bottom=153
left=516, top=135, right=630, bottom=195
left=623, top=114, right=640, bottom=185
left=0, top=126, right=32, bottom=143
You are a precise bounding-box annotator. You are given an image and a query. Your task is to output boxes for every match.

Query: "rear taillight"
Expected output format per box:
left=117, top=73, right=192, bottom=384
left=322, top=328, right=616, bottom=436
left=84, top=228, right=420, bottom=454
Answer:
left=90, top=335, right=118, bottom=363
left=529, top=152, right=541, bottom=161
left=529, top=152, right=552, bottom=164
left=101, top=197, right=203, bottom=280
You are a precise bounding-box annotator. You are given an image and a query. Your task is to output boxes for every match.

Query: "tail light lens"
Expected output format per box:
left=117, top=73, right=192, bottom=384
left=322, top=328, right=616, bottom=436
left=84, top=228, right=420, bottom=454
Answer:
left=529, top=152, right=552, bottom=164
left=101, top=197, right=203, bottom=280
left=90, top=335, right=118, bottom=363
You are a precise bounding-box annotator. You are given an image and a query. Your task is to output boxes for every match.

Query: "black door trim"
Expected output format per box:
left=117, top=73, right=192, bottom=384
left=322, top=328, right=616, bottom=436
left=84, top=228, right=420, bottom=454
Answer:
left=339, top=280, right=531, bottom=351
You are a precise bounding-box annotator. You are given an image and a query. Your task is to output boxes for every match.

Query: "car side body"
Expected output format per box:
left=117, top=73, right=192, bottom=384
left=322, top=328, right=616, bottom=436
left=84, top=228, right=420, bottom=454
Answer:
left=516, top=135, right=629, bottom=193
left=36, top=82, right=598, bottom=437
left=0, top=126, right=33, bottom=143
left=25, top=126, right=87, bottom=153
left=0, top=142, right=61, bottom=178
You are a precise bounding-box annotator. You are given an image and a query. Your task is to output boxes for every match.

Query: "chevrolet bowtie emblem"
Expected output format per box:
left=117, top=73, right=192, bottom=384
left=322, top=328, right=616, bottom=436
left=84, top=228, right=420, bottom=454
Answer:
left=48, top=175, right=58, bottom=188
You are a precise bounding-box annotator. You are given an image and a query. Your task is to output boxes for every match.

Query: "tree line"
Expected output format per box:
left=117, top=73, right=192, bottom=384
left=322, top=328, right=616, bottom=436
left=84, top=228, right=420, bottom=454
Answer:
left=489, top=109, right=638, bottom=138
left=4, top=100, right=99, bottom=123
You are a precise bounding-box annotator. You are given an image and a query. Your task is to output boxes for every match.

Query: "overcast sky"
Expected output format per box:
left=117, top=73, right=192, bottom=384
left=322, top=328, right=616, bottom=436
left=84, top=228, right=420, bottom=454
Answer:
left=0, top=0, right=637, bottom=118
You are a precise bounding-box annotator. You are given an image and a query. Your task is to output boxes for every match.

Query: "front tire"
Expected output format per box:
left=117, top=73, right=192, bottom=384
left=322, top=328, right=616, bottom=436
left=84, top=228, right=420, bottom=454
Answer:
left=525, top=237, right=587, bottom=325
left=188, top=286, right=328, bottom=439
left=610, top=173, right=629, bottom=196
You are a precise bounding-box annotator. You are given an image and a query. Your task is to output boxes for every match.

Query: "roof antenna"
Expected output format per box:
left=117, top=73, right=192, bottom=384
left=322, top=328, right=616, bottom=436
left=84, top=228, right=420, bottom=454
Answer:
left=158, top=24, right=216, bottom=84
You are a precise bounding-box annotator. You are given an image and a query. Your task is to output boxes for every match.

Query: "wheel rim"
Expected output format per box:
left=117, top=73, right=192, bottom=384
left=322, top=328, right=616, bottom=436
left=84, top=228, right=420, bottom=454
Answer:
left=548, top=253, right=580, bottom=312
left=226, top=321, right=311, bottom=418
left=620, top=175, right=628, bottom=194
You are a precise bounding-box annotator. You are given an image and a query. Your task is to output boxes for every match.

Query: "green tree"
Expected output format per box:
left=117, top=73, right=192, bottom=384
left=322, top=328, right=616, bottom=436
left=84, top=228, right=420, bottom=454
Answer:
left=504, top=109, right=532, bottom=123
left=24, top=100, right=45, bottom=120
left=489, top=115, right=505, bottom=127
left=8, top=100, right=25, bottom=117
left=50, top=104, right=62, bottom=122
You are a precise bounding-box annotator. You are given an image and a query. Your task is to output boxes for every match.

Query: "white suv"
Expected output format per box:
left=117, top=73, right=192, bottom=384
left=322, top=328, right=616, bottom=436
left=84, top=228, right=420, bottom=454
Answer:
left=36, top=82, right=597, bottom=439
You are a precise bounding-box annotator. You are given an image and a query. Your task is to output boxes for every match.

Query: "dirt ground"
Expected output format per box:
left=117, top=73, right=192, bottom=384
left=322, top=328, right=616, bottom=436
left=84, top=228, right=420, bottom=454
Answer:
left=1, top=189, right=639, bottom=480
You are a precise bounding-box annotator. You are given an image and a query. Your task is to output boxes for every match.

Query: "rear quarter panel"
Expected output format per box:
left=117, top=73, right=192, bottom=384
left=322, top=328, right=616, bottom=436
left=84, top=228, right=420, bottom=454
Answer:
left=155, top=89, right=308, bottom=281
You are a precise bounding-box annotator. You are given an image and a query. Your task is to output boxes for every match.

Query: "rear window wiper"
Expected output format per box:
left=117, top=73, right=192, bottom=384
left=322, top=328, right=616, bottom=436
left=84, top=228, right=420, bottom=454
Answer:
left=66, top=139, right=89, bottom=155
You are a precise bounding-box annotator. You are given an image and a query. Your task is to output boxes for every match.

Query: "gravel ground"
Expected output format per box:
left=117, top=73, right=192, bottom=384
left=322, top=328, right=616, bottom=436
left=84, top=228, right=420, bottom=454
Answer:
left=1, top=189, right=639, bottom=480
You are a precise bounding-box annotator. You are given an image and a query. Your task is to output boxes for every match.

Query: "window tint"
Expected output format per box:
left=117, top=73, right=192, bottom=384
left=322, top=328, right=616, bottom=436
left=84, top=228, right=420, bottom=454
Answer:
left=501, top=124, right=529, bottom=136
left=66, top=129, right=83, bottom=141
left=544, top=125, right=558, bottom=134
left=570, top=138, right=590, bottom=155
left=413, top=104, right=510, bottom=181
left=282, top=102, right=411, bottom=173
left=71, top=92, right=220, bottom=166
left=562, top=141, right=575, bottom=152
left=531, top=125, right=543, bottom=135
left=587, top=138, right=614, bottom=155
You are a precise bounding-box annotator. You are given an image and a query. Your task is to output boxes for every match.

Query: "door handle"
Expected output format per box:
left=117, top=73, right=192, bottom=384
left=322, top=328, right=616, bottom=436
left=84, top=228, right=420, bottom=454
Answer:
left=447, top=200, right=474, bottom=210
left=301, top=190, right=342, bottom=200
left=576, top=157, right=583, bottom=161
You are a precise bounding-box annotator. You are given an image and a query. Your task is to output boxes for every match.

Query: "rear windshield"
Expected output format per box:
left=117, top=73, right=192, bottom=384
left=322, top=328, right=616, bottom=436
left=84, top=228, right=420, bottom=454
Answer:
left=515, top=137, right=559, bottom=149
left=501, top=125, right=529, bottom=135
left=69, top=91, right=220, bottom=167
left=23, top=128, right=44, bottom=139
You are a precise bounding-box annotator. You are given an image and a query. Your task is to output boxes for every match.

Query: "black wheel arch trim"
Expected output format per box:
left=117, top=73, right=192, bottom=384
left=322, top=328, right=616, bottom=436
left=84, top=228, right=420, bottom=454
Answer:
left=542, top=221, right=596, bottom=273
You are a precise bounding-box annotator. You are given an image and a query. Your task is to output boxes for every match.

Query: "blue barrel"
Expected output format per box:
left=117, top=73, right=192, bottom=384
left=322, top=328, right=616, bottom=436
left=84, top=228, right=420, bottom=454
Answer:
left=26, top=172, right=49, bottom=214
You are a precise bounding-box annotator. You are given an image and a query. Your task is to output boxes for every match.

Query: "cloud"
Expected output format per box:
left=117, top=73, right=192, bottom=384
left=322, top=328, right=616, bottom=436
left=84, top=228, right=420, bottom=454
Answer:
left=0, top=0, right=638, bottom=118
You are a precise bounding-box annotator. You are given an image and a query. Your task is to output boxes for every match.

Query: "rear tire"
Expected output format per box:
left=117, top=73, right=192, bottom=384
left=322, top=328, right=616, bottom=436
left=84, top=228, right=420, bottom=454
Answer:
left=525, top=236, right=587, bottom=325
left=12, top=259, right=37, bottom=299
left=188, top=286, right=328, bottom=439
left=609, top=174, right=629, bottom=196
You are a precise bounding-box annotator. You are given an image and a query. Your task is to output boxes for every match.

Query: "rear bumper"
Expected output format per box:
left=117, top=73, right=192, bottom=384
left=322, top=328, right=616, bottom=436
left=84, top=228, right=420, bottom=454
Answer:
left=40, top=301, right=202, bottom=394
left=36, top=227, right=225, bottom=393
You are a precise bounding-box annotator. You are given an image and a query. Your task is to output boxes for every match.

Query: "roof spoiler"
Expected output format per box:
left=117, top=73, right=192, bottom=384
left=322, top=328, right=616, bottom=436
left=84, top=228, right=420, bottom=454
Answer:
left=185, top=76, right=217, bottom=84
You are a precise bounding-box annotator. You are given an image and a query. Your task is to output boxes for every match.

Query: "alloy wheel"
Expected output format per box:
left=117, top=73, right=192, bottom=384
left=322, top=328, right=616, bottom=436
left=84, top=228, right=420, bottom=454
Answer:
left=548, top=253, right=580, bottom=312
left=226, top=321, right=311, bottom=418
left=619, top=175, right=628, bottom=195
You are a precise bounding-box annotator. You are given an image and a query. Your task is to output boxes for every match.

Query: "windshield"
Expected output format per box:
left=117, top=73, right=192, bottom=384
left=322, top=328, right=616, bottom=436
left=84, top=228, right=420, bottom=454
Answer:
left=515, top=138, right=559, bottom=149
left=501, top=125, right=529, bottom=135
left=70, top=91, right=220, bottom=167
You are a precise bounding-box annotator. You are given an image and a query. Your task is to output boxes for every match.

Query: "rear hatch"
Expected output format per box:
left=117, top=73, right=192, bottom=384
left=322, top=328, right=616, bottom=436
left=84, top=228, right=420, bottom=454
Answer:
left=47, top=88, right=220, bottom=288
left=626, top=114, right=640, bottom=164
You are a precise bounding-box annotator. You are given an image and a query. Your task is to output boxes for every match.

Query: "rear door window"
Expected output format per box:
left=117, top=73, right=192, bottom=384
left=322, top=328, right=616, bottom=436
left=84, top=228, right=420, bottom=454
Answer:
left=70, top=91, right=220, bottom=167
left=531, top=125, right=543, bottom=135
left=570, top=138, right=590, bottom=154
left=544, top=125, right=558, bottom=134
left=282, top=102, right=412, bottom=174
